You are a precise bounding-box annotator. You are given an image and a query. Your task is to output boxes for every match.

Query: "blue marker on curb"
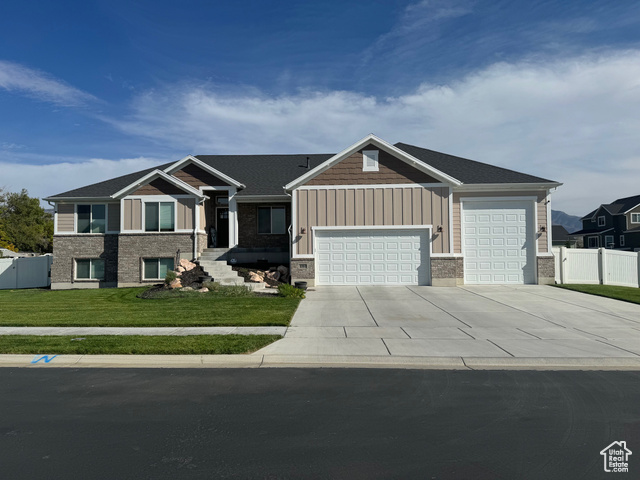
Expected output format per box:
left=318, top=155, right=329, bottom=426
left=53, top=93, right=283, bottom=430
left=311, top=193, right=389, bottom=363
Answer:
left=31, top=355, right=58, bottom=364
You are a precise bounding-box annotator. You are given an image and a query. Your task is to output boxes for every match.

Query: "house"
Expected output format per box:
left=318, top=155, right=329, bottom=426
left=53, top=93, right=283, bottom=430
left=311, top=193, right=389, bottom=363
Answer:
left=551, top=225, right=580, bottom=248
left=573, top=194, right=640, bottom=250
left=44, top=134, right=561, bottom=289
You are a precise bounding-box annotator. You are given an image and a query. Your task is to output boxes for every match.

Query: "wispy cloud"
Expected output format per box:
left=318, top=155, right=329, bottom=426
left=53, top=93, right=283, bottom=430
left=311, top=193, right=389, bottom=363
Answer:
left=104, top=50, right=640, bottom=215
left=0, top=60, right=97, bottom=107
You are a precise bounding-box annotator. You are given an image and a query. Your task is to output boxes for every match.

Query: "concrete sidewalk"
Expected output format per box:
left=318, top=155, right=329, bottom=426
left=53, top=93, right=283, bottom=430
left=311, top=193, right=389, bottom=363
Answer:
left=0, top=326, right=287, bottom=336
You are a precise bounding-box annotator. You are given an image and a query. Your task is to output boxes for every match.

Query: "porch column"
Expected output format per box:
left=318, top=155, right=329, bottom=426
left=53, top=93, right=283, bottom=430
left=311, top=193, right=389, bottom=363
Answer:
left=229, top=189, right=238, bottom=248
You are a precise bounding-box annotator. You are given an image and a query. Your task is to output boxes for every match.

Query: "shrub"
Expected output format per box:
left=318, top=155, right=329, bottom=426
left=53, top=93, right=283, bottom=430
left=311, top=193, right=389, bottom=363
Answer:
left=278, top=283, right=305, bottom=298
left=203, top=281, right=253, bottom=297
left=164, top=270, right=178, bottom=285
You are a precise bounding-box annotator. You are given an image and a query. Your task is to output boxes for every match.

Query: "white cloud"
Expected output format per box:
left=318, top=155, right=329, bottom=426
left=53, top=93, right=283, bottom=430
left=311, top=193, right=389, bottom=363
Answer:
left=0, top=60, right=96, bottom=106
left=104, top=50, right=640, bottom=215
left=0, top=157, right=163, bottom=204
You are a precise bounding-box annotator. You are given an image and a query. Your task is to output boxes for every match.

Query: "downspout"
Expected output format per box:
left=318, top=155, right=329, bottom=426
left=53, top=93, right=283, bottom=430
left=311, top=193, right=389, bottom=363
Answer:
left=284, top=187, right=293, bottom=284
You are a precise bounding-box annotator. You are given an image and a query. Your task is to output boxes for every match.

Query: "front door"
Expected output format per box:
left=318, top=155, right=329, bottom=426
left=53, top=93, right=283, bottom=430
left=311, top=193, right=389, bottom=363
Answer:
left=216, top=207, right=229, bottom=248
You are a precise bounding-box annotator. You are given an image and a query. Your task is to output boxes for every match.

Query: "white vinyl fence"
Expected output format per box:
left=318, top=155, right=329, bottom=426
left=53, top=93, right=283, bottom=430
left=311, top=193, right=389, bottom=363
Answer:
left=553, top=247, right=640, bottom=287
left=0, top=255, right=53, bottom=289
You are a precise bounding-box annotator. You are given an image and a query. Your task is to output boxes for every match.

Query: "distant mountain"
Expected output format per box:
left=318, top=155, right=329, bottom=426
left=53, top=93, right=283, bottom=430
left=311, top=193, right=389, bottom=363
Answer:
left=552, top=210, right=582, bottom=233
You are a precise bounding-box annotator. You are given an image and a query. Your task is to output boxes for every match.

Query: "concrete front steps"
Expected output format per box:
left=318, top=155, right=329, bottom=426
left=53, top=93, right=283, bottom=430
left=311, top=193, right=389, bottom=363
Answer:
left=197, top=248, right=265, bottom=291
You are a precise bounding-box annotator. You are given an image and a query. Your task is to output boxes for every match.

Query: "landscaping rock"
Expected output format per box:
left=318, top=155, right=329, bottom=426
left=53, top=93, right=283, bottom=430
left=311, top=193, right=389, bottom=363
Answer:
left=267, top=271, right=281, bottom=281
left=179, top=258, right=196, bottom=271
left=197, top=287, right=209, bottom=293
left=249, top=273, right=263, bottom=282
left=181, top=286, right=194, bottom=291
left=277, top=265, right=288, bottom=276
left=169, top=279, right=182, bottom=289
left=176, top=266, right=185, bottom=273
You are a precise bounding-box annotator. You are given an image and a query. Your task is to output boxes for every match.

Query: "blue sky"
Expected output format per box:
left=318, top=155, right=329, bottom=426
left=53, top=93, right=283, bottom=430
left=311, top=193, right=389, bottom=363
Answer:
left=1, top=0, right=640, bottom=214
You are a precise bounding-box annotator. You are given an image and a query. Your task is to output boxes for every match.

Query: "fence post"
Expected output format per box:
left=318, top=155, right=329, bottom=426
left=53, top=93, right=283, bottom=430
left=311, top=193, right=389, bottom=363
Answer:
left=559, top=247, right=566, bottom=284
left=637, top=252, right=640, bottom=288
left=599, top=248, right=607, bottom=285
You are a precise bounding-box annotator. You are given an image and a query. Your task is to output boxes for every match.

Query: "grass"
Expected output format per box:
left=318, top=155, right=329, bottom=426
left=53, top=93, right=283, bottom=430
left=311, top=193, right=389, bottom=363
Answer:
left=554, top=284, right=640, bottom=305
left=0, top=335, right=280, bottom=355
left=0, top=287, right=300, bottom=327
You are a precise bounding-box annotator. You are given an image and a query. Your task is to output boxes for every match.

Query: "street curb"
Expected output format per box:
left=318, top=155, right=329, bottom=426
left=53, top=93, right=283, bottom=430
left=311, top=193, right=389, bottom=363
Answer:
left=4, top=354, right=640, bottom=370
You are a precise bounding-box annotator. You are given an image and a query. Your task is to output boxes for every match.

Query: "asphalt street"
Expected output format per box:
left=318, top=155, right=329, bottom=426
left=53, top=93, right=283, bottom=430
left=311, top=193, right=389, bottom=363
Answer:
left=1, top=368, right=639, bottom=479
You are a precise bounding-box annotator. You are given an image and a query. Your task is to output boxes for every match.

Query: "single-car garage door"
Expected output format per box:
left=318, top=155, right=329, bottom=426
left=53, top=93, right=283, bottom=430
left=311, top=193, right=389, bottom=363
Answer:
left=315, top=228, right=430, bottom=285
left=462, top=201, right=535, bottom=284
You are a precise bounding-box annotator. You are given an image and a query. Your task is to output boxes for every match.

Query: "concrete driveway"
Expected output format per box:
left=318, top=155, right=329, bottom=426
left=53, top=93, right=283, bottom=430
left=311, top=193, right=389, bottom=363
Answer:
left=257, top=285, right=640, bottom=360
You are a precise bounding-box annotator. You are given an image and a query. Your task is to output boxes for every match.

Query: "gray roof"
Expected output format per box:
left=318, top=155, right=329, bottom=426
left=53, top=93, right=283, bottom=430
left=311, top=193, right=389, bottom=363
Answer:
left=47, top=142, right=557, bottom=199
left=580, top=194, right=640, bottom=220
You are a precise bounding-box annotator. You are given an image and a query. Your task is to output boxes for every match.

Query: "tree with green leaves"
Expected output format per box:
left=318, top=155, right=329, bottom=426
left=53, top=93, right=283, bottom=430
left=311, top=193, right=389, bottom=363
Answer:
left=0, top=188, right=53, bottom=254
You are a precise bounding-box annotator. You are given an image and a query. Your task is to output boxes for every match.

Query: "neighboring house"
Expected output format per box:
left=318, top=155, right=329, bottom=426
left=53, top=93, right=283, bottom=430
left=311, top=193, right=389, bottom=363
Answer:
left=551, top=225, right=581, bottom=248
left=44, top=134, right=561, bottom=289
left=573, top=194, right=640, bottom=250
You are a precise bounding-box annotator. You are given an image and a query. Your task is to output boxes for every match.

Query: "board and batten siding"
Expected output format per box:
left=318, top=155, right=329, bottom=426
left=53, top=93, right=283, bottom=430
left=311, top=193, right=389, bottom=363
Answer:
left=107, top=203, right=120, bottom=232
left=57, top=204, right=75, bottom=232
left=452, top=191, right=548, bottom=254
left=295, top=186, right=450, bottom=255
left=123, top=199, right=142, bottom=231
left=177, top=198, right=195, bottom=230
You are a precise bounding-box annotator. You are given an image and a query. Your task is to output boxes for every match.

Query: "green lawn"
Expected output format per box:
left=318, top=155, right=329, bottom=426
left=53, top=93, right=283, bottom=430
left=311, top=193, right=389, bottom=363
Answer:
left=0, top=288, right=300, bottom=327
left=0, top=335, right=280, bottom=354
left=554, top=284, right=640, bottom=305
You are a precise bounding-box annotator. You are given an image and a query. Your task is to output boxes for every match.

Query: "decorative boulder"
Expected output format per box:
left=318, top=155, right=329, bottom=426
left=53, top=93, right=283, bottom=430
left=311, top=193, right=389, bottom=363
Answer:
left=181, top=286, right=194, bottom=291
left=179, top=258, right=196, bottom=271
left=169, top=279, right=182, bottom=289
left=277, top=265, right=288, bottom=276
left=249, top=273, right=263, bottom=282
left=267, top=271, right=281, bottom=281
left=197, top=287, right=209, bottom=293
left=176, top=266, right=185, bottom=273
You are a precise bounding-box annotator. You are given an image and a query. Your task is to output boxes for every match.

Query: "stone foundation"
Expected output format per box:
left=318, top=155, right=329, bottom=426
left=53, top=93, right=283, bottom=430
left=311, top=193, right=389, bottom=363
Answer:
left=430, top=257, right=463, bottom=286
left=51, top=235, right=118, bottom=289
left=537, top=256, right=555, bottom=285
left=290, top=258, right=315, bottom=287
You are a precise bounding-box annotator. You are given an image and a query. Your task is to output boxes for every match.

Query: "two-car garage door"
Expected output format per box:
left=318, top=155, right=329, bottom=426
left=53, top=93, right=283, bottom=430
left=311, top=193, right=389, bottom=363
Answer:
left=462, top=201, right=535, bottom=284
left=315, top=228, right=430, bottom=285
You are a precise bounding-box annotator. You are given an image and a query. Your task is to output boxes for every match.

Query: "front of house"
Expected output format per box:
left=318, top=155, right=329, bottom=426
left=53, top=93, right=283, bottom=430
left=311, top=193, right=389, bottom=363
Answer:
left=574, top=194, right=640, bottom=251
left=45, top=134, right=561, bottom=289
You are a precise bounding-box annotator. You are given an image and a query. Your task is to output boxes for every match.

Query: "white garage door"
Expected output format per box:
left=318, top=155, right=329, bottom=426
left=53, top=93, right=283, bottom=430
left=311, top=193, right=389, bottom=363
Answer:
left=315, top=228, right=430, bottom=285
left=462, top=201, right=535, bottom=284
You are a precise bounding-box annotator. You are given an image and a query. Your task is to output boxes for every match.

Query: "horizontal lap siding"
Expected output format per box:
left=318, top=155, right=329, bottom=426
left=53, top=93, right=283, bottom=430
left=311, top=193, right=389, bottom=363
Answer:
left=296, top=186, right=449, bottom=255
left=453, top=191, right=547, bottom=254
left=57, top=204, right=75, bottom=232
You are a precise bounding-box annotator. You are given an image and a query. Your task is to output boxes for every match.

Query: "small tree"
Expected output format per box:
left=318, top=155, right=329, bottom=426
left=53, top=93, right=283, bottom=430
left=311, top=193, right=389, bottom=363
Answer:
left=0, top=189, right=53, bottom=253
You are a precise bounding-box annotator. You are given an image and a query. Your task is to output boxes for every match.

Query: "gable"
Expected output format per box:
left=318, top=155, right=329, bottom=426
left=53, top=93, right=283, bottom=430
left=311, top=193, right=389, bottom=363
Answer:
left=306, top=144, right=440, bottom=186
left=133, top=178, right=186, bottom=195
left=173, top=163, right=231, bottom=188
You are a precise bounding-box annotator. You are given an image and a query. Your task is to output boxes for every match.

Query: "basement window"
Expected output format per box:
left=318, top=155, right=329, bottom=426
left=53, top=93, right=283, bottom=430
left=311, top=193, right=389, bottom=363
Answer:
left=143, top=258, right=174, bottom=280
left=362, top=150, right=379, bottom=172
left=75, top=258, right=105, bottom=280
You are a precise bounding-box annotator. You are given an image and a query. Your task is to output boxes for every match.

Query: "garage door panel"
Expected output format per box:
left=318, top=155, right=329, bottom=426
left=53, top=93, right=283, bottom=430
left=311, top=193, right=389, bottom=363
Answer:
left=315, top=229, right=430, bottom=285
left=463, top=201, right=535, bottom=285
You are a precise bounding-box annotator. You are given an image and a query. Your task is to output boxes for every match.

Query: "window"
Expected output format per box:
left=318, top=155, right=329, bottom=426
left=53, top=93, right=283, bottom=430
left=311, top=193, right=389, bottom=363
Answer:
left=145, top=202, right=174, bottom=232
left=598, top=216, right=606, bottom=227
left=632, top=213, right=640, bottom=224
left=588, top=237, right=599, bottom=248
left=620, top=235, right=625, bottom=247
left=143, top=258, right=174, bottom=280
left=605, top=235, right=614, bottom=248
left=77, top=205, right=106, bottom=233
left=75, top=259, right=105, bottom=280
left=257, top=206, right=286, bottom=234
left=362, top=150, right=379, bottom=172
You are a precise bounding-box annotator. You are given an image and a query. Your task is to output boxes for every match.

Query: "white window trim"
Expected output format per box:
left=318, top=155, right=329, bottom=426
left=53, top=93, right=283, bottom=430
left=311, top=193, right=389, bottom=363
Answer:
left=588, top=236, right=599, bottom=248
left=598, top=216, right=606, bottom=227
left=142, top=257, right=175, bottom=280
left=75, top=203, right=113, bottom=235
left=620, top=235, right=625, bottom=247
left=74, top=258, right=105, bottom=281
left=362, top=150, right=379, bottom=172
left=121, top=195, right=195, bottom=234
left=257, top=206, right=286, bottom=235
left=200, top=186, right=238, bottom=248
left=604, top=235, right=614, bottom=248
left=143, top=200, right=177, bottom=233
left=631, top=213, right=640, bottom=224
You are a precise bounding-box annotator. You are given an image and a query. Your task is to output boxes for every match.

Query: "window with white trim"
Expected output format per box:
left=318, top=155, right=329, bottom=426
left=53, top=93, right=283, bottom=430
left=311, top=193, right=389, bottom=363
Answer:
left=145, top=202, right=175, bottom=232
left=362, top=150, right=379, bottom=172
left=143, top=258, right=174, bottom=280
left=75, top=258, right=105, bottom=280
left=620, top=235, right=625, bottom=247
left=598, top=216, right=606, bottom=227
left=631, top=213, right=640, bottom=223
left=257, top=206, right=286, bottom=234
left=588, top=236, right=599, bottom=248
left=77, top=204, right=106, bottom=233
left=605, top=235, right=614, bottom=248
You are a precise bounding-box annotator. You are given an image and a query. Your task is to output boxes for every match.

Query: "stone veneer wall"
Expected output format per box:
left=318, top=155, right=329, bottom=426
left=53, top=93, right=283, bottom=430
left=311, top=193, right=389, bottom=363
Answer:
left=51, top=235, right=119, bottom=288
left=430, top=257, right=464, bottom=286
left=117, top=233, right=194, bottom=286
left=537, top=256, right=555, bottom=285
left=237, top=203, right=290, bottom=249
left=290, top=258, right=315, bottom=286
left=196, top=232, right=207, bottom=257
